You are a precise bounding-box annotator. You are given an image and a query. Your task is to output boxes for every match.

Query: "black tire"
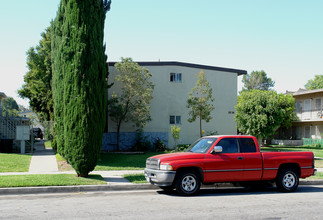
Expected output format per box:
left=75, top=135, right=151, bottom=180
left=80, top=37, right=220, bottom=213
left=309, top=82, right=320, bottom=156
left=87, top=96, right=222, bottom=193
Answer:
left=159, top=185, right=174, bottom=192
left=175, top=171, right=201, bottom=196
left=276, top=168, right=299, bottom=192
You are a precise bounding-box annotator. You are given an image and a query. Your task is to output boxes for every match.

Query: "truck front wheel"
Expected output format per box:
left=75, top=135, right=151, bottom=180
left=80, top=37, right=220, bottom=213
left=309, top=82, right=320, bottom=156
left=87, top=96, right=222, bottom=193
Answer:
left=276, top=168, right=299, bottom=192
left=175, top=171, right=201, bottom=196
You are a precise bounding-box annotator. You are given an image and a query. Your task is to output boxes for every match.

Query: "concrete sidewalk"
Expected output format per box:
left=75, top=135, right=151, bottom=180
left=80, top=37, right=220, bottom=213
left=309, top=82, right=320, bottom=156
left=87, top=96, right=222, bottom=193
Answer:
left=28, top=140, right=59, bottom=173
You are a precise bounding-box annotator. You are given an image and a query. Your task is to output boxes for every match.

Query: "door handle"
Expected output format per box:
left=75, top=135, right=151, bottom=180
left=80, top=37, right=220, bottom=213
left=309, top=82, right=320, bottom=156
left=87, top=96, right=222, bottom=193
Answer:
left=237, top=157, right=243, bottom=160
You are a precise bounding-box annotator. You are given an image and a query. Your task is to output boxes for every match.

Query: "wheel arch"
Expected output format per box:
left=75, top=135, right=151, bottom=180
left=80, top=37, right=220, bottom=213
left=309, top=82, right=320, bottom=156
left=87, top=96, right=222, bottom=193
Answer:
left=175, top=166, right=204, bottom=182
left=277, top=163, right=301, bottom=177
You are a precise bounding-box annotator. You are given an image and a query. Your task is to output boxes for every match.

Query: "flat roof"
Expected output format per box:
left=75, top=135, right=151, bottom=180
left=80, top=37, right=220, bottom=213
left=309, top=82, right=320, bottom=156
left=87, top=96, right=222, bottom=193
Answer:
left=108, top=61, right=247, bottom=76
left=288, top=88, right=323, bottom=97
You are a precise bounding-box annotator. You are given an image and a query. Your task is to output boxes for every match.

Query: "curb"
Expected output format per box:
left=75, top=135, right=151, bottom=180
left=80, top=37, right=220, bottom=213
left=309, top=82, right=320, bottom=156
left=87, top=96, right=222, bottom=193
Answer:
left=0, top=184, right=159, bottom=196
left=0, top=180, right=322, bottom=196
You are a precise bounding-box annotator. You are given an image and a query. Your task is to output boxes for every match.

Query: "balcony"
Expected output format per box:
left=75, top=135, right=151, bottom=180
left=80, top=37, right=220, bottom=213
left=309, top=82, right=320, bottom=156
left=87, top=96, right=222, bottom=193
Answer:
left=296, top=109, right=323, bottom=121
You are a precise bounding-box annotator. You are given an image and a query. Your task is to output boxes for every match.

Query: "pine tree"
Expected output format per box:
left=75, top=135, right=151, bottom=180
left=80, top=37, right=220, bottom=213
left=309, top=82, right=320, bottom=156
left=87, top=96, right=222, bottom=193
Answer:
left=52, top=0, right=111, bottom=176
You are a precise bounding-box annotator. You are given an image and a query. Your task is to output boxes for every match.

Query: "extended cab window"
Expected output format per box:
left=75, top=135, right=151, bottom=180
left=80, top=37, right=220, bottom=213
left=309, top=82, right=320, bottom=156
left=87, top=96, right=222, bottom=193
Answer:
left=239, top=138, right=257, bottom=153
left=216, top=138, right=239, bottom=153
left=186, top=138, right=217, bottom=153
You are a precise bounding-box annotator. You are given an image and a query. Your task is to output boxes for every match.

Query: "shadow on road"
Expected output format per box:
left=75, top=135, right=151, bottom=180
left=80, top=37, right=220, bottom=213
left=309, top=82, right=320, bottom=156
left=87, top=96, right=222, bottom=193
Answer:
left=157, top=185, right=323, bottom=197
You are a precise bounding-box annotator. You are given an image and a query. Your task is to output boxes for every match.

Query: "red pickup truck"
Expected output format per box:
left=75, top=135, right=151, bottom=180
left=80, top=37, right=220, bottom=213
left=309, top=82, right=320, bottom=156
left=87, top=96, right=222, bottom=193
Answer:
left=144, top=135, right=317, bottom=195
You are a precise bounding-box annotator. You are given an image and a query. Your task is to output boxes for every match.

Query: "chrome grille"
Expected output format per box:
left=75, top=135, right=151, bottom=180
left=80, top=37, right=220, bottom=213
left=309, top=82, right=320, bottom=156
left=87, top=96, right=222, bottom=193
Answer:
left=146, top=158, right=159, bottom=170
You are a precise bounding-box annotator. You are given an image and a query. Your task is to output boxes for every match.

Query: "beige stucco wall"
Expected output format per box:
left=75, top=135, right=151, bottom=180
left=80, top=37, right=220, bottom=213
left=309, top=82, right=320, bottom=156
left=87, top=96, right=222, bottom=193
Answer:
left=107, top=64, right=239, bottom=147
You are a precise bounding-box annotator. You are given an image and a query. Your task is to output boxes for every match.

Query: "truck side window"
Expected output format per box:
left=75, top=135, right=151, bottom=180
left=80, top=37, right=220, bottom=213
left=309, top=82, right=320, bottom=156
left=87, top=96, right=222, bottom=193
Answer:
left=216, top=138, right=239, bottom=153
left=239, top=138, right=257, bottom=153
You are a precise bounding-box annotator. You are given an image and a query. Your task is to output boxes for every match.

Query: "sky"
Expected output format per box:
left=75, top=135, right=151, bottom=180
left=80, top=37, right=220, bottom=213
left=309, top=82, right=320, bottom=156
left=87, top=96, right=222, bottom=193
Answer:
left=0, top=0, right=322, bottom=107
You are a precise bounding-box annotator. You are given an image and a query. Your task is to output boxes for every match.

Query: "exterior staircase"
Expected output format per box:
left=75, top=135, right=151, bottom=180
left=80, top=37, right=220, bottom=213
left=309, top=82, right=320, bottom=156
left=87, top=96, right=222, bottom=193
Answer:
left=0, top=107, right=31, bottom=152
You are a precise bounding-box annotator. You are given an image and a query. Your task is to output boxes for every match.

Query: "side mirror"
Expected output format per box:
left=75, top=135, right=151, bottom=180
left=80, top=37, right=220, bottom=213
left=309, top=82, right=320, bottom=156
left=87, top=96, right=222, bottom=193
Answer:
left=212, top=146, right=223, bottom=153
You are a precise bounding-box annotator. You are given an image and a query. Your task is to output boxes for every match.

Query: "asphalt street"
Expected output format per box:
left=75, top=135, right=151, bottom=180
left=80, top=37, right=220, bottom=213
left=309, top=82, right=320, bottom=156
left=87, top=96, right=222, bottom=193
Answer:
left=1, top=185, right=323, bottom=220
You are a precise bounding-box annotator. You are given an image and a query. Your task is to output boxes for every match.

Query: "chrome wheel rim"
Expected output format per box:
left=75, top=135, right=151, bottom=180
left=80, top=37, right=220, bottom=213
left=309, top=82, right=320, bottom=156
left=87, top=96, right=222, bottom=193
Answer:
left=181, top=175, right=196, bottom=192
left=283, top=173, right=296, bottom=188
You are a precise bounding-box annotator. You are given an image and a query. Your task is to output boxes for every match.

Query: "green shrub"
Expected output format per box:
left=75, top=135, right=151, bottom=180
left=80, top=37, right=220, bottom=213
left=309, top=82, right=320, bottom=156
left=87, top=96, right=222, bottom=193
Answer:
left=132, top=132, right=151, bottom=152
left=153, top=138, right=167, bottom=152
left=177, top=144, right=190, bottom=152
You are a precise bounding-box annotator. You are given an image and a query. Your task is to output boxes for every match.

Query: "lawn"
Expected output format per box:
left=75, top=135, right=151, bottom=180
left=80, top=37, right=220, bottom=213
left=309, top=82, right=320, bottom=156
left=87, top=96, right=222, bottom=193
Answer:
left=261, top=146, right=323, bottom=159
left=44, top=141, right=52, bottom=149
left=309, top=172, right=323, bottom=179
left=94, top=152, right=163, bottom=171
left=0, top=153, right=32, bottom=172
left=123, top=174, right=147, bottom=183
left=0, top=174, right=106, bottom=188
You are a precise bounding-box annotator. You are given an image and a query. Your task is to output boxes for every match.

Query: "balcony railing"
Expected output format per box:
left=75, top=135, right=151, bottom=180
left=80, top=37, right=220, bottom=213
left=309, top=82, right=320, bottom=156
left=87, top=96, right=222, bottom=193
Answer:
left=296, top=109, right=323, bottom=121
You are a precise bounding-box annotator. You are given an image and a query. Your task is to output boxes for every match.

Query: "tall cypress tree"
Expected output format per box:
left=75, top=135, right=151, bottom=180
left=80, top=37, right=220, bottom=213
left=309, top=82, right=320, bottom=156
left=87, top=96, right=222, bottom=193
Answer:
left=52, top=0, right=111, bottom=176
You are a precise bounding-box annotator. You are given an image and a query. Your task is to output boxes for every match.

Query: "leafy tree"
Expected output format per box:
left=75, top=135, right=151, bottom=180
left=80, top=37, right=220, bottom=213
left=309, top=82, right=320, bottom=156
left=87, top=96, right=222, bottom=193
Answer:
left=18, top=27, right=53, bottom=122
left=242, top=70, right=275, bottom=91
left=235, top=90, right=296, bottom=145
left=171, top=125, right=181, bottom=149
left=187, top=70, right=215, bottom=137
left=305, top=75, right=323, bottom=90
left=51, top=0, right=111, bottom=177
left=2, top=97, right=19, bottom=116
left=108, top=57, right=154, bottom=151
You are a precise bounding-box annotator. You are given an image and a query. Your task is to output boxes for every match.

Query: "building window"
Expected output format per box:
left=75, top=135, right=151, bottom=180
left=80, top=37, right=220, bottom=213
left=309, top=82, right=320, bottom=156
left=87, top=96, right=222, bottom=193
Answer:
left=170, top=73, right=182, bottom=82
left=170, top=115, right=181, bottom=125
left=315, top=98, right=321, bottom=110
left=304, top=99, right=311, bottom=112
left=304, top=126, right=311, bottom=138
left=295, top=101, right=303, bottom=113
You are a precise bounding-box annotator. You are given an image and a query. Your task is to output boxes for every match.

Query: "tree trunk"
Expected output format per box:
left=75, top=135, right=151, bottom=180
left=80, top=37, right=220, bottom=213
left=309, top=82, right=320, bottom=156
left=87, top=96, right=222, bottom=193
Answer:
left=199, top=113, right=202, bottom=137
left=257, top=137, right=263, bottom=148
left=116, top=122, right=121, bottom=152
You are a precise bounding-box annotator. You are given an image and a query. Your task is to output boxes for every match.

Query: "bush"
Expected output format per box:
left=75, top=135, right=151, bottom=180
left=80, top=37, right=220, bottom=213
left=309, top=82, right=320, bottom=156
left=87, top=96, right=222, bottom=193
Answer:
left=132, top=133, right=151, bottom=152
left=153, top=138, right=167, bottom=152
left=177, top=144, right=190, bottom=152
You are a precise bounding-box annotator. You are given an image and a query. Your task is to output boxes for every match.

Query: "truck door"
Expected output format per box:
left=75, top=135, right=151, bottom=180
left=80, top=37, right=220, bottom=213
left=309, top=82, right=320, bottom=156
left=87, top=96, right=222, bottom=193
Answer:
left=204, top=138, right=244, bottom=182
left=239, top=138, right=262, bottom=181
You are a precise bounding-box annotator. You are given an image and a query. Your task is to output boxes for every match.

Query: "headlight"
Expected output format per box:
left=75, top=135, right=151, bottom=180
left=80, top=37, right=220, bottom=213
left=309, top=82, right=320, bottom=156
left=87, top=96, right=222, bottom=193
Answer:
left=159, top=164, right=173, bottom=171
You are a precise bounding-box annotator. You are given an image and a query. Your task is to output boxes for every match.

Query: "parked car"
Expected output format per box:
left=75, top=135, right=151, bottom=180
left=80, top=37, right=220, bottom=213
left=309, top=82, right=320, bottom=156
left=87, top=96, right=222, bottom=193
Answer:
left=145, top=135, right=317, bottom=195
left=31, top=128, right=43, bottom=139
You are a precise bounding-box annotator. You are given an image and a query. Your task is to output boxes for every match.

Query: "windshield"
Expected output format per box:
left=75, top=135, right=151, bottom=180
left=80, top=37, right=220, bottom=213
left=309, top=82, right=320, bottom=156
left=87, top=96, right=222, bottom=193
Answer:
left=185, top=138, right=217, bottom=153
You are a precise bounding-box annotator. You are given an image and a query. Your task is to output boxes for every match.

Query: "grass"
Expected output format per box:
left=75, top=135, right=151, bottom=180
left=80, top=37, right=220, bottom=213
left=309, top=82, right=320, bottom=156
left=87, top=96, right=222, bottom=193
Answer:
left=94, top=152, right=163, bottom=171
left=261, top=146, right=323, bottom=158
left=0, top=153, right=32, bottom=172
left=123, top=174, right=146, bottom=183
left=0, top=174, right=106, bottom=188
left=309, top=172, right=323, bottom=179
left=44, top=141, right=52, bottom=149
left=56, top=154, right=75, bottom=171
left=315, top=160, right=323, bottom=168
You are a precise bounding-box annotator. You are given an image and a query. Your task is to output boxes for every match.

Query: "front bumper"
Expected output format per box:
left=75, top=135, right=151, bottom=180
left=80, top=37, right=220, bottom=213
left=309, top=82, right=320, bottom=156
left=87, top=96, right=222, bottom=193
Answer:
left=144, top=168, right=176, bottom=187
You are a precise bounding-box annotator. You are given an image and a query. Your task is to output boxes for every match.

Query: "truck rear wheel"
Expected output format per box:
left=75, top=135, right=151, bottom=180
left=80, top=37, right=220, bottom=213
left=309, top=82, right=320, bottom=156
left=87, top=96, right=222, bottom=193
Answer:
left=175, top=171, right=201, bottom=196
left=276, top=168, right=299, bottom=192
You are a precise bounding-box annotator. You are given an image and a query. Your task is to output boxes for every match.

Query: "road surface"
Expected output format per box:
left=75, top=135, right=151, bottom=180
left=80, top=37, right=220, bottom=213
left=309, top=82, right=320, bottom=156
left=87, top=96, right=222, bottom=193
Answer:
left=1, top=186, right=323, bottom=219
